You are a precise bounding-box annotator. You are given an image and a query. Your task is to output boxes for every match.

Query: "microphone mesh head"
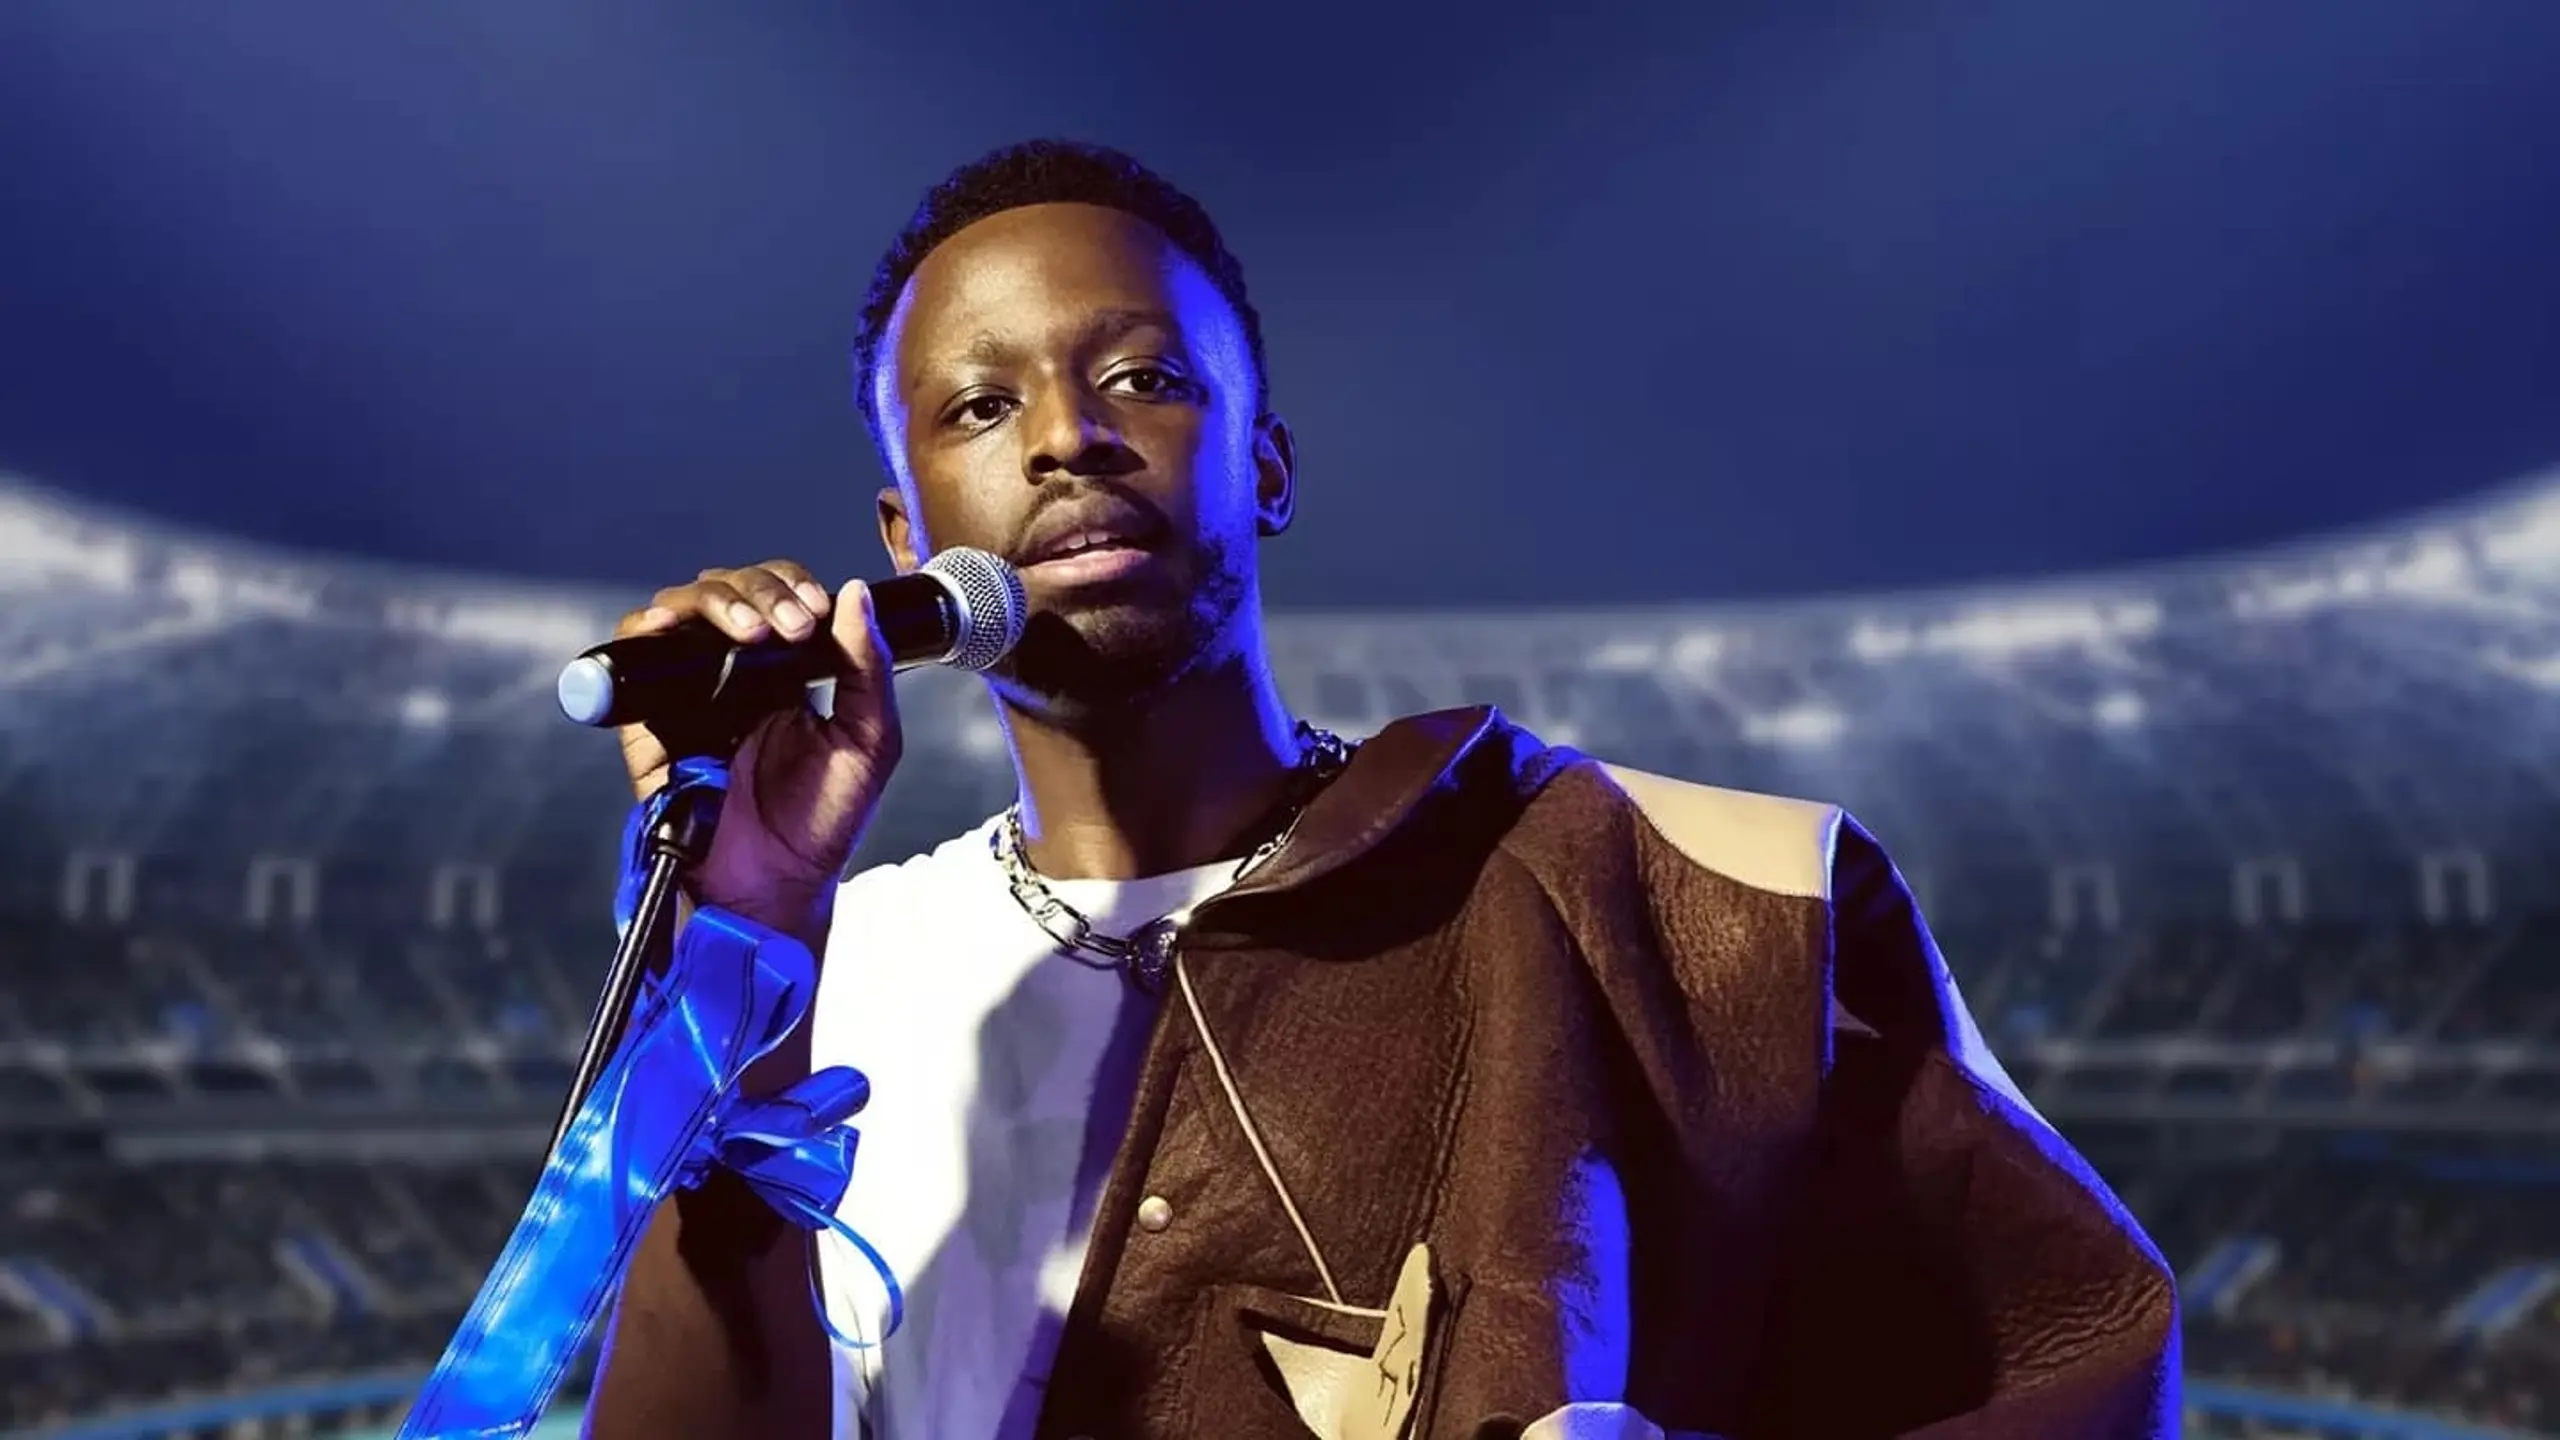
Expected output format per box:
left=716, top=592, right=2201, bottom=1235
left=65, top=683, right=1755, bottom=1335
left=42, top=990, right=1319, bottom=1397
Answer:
left=921, top=546, right=1027, bottom=671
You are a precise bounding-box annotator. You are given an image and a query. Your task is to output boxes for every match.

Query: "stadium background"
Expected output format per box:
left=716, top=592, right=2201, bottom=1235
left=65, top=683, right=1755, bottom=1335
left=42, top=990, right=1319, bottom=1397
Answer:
left=0, top=467, right=2554, bottom=1437
left=6, top=3, right=2560, bottom=1436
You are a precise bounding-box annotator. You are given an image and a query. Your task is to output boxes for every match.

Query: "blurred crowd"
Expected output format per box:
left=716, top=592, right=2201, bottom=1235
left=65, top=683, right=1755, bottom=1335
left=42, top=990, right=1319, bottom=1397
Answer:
left=5, top=910, right=2552, bottom=1117
left=0, top=908, right=2553, bottom=1433
left=0, top=1145, right=2550, bottom=1431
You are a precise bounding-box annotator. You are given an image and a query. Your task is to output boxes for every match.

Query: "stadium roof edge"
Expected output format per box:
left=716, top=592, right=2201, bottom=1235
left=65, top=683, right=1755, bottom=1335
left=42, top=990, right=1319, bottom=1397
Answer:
left=0, top=472, right=612, bottom=611
left=3, top=463, right=2554, bottom=622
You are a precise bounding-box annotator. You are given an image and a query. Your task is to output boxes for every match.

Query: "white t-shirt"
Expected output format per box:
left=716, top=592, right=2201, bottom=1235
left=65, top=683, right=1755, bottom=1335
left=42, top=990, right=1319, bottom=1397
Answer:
left=808, top=815, right=1237, bottom=1440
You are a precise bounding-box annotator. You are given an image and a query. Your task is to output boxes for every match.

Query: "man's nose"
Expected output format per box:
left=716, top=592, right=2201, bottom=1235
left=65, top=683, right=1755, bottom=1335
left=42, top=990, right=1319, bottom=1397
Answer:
left=1023, top=384, right=1127, bottom=480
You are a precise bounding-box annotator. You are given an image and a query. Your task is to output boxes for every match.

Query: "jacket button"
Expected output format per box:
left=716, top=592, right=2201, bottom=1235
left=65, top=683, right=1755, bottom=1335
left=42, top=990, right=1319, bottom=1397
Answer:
left=1136, top=1195, right=1174, bottom=1233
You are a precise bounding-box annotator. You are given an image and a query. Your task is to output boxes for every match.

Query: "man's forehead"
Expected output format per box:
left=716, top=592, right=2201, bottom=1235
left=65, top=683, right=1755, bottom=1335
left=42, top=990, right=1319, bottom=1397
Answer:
left=887, top=205, right=1228, bottom=383
left=951, top=307, right=1180, bottom=362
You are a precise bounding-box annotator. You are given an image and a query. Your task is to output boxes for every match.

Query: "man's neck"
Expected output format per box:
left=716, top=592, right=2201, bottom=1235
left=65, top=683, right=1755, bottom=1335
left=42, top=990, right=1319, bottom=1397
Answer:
left=998, top=645, right=1304, bottom=882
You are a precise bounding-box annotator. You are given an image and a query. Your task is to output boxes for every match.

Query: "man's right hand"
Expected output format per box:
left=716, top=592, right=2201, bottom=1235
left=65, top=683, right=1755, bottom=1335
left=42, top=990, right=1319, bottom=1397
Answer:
left=611, top=560, right=904, bottom=936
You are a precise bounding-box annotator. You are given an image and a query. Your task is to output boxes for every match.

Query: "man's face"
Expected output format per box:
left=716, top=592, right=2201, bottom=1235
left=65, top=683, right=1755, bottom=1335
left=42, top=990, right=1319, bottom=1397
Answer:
left=872, top=202, right=1291, bottom=717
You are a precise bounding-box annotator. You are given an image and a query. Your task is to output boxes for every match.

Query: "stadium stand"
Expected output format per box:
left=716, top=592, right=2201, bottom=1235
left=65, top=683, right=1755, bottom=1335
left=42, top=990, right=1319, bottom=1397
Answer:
left=0, top=468, right=2555, bottom=1436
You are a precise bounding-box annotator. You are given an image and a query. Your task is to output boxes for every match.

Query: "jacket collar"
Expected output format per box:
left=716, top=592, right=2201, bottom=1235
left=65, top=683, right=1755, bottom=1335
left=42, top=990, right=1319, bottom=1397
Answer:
left=1187, top=706, right=1554, bottom=937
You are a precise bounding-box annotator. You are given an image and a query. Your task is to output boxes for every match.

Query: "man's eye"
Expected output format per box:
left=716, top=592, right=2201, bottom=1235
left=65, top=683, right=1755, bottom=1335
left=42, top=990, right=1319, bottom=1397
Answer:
left=1107, top=366, right=1188, bottom=398
left=950, top=395, right=1014, bottom=428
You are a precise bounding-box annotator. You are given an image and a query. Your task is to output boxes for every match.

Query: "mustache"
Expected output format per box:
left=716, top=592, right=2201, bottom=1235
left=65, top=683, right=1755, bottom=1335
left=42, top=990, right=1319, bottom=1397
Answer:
left=1006, top=476, right=1172, bottom=557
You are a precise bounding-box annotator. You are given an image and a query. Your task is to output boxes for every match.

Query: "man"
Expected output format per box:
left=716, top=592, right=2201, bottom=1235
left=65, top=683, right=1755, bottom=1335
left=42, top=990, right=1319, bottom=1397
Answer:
left=586, top=140, right=2178, bottom=1439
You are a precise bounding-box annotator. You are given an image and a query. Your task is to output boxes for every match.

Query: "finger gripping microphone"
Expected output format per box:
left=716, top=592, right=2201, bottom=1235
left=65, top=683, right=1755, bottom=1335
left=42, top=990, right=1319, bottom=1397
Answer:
left=553, top=546, right=1026, bottom=728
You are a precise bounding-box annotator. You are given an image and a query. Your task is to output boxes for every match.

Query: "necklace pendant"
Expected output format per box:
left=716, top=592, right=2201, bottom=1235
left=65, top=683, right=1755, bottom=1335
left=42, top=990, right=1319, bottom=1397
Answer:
left=1128, top=918, right=1182, bottom=994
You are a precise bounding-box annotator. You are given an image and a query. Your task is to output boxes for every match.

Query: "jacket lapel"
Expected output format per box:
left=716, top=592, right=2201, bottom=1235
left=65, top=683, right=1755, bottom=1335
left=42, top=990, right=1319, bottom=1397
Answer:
left=1188, top=706, right=1564, bottom=946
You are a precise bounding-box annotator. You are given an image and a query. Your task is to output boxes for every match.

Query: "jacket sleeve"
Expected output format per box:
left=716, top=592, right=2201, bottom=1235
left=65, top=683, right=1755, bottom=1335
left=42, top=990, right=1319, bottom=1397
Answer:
left=1746, top=816, right=2182, bottom=1439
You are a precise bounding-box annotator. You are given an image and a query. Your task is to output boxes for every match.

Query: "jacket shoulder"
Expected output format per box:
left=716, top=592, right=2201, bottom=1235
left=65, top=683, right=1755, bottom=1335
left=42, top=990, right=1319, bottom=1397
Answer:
left=1557, top=760, right=1846, bottom=902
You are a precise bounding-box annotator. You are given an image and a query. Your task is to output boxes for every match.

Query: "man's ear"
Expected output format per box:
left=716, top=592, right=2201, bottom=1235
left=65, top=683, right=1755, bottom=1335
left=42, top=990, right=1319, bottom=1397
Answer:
left=876, top=486, right=919, bottom=573
left=1254, top=412, right=1298, bottom=537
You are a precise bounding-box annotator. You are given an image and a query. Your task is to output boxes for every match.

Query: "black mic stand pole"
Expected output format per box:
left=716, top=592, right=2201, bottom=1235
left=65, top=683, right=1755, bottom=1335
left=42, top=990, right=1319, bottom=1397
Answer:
left=546, top=695, right=773, bottom=1159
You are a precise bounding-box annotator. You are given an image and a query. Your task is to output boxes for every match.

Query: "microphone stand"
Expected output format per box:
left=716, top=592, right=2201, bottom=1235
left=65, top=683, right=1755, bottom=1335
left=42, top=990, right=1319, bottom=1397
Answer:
left=544, top=690, right=783, bottom=1159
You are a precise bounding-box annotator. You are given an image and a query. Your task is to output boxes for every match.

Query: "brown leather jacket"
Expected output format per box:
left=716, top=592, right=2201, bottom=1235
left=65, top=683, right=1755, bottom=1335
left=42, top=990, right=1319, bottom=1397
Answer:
left=593, top=706, right=2180, bottom=1439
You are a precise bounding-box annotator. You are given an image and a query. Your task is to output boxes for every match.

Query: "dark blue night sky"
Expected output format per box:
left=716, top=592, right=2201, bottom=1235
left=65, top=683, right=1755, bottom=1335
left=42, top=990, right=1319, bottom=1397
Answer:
left=3, top=1, right=2556, bottom=608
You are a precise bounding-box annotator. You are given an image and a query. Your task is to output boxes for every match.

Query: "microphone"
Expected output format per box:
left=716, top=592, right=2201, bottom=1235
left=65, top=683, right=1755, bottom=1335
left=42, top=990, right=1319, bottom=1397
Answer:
left=553, top=546, right=1027, bottom=729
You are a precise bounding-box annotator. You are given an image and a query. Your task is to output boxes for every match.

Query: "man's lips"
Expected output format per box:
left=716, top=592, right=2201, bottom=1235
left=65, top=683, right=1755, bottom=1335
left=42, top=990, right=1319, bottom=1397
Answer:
left=1014, top=497, right=1166, bottom=569
left=1022, top=542, right=1155, bottom=585
left=1022, top=529, right=1151, bottom=564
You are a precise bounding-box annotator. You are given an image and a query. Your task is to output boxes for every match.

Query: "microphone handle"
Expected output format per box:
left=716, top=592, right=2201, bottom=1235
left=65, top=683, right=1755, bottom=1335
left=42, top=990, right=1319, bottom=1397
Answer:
left=563, top=573, right=962, bottom=730
left=712, top=569, right=962, bottom=675
left=872, top=569, right=967, bottom=667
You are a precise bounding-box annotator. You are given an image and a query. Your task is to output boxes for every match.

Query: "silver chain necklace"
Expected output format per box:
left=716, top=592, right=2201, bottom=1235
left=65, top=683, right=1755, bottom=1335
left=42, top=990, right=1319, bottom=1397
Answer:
left=991, top=723, right=1353, bottom=993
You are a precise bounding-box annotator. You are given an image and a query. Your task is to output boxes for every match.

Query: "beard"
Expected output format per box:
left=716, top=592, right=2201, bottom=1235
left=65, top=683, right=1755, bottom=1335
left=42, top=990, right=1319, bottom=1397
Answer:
left=992, top=527, right=1253, bottom=721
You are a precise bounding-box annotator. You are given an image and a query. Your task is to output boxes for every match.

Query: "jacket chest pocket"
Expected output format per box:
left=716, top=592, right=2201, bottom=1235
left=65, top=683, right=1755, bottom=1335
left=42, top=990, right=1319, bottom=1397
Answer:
left=1184, top=1246, right=1470, bottom=1440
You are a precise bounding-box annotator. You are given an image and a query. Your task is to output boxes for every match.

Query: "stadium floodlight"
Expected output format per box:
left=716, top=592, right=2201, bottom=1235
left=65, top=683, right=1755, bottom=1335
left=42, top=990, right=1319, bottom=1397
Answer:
left=0, top=500, right=139, bottom=592
left=1851, top=598, right=2161, bottom=663
left=2480, top=649, right=2560, bottom=690
left=394, top=596, right=617, bottom=656
left=2093, top=692, right=2146, bottom=729
left=1586, top=638, right=1660, bottom=673
left=2236, top=533, right=2498, bottom=619
left=1665, top=630, right=1723, bottom=677
left=166, top=554, right=321, bottom=619
left=399, top=690, right=453, bottom=729
left=2481, top=491, right=2560, bottom=575
left=1848, top=621, right=1915, bottom=662
left=1918, top=598, right=2160, bottom=659
left=2232, top=572, right=2337, bottom=620
left=1742, top=703, right=1846, bottom=748
left=2380, top=536, right=2477, bottom=603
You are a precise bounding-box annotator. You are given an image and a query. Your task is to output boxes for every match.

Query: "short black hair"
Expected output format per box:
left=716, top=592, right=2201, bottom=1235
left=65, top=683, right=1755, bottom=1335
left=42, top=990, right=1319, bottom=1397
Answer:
left=852, top=139, right=1269, bottom=467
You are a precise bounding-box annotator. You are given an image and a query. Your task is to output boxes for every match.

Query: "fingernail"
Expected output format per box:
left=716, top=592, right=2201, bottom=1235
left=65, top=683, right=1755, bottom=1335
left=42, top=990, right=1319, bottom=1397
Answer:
left=641, top=606, right=676, bottom=627
left=774, top=600, right=812, bottom=636
left=728, top=602, right=762, bottom=631
left=796, top=582, right=830, bottom=612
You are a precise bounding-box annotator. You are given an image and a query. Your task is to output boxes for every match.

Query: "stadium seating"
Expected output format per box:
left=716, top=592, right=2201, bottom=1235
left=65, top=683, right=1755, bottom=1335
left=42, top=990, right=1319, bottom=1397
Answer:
left=1, top=470, right=2556, bottom=1434
left=0, top=1139, right=2551, bottom=1432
